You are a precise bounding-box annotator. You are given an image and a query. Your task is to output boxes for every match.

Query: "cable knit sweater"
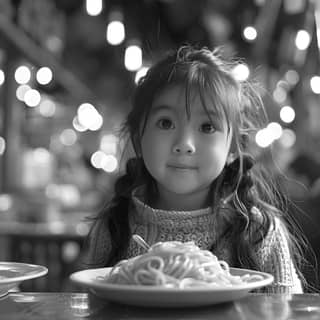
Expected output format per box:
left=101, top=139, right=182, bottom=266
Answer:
left=85, top=187, right=303, bottom=294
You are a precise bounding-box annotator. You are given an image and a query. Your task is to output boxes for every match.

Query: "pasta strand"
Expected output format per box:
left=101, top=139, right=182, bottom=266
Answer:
left=104, top=241, right=263, bottom=288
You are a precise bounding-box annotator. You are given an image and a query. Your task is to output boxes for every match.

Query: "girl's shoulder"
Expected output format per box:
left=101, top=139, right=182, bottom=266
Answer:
left=89, top=216, right=111, bottom=239
left=82, top=217, right=112, bottom=267
left=257, top=210, right=290, bottom=254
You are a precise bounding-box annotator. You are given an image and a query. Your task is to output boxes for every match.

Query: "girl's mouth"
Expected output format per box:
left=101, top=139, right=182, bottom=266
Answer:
left=167, top=164, right=197, bottom=170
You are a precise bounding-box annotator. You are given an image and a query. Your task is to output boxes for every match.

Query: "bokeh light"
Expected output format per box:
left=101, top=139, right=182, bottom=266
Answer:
left=14, top=65, right=31, bottom=84
left=125, top=45, right=142, bottom=71
left=0, top=69, right=5, bottom=85
left=24, top=89, right=41, bottom=107
left=0, top=136, right=6, bottom=155
left=310, top=76, right=320, bottom=94
left=280, top=106, right=295, bottom=123
left=295, top=29, right=311, bottom=50
left=232, top=63, right=250, bottom=81
left=107, top=20, right=125, bottom=45
left=243, top=26, right=257, bottom=41
left=60, top=129, right=77, bottom=146
left=36, top=67, right=53, bottom=85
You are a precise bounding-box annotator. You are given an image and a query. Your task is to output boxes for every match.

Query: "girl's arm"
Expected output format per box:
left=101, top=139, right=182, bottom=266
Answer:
left=257, top=216, right=303, bottom=294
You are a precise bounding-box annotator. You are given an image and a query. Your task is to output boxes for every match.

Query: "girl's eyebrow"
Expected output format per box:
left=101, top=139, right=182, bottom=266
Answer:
left=199, top=109, right=220, bottom=118
left=150, top=105, right=175, bottom=114
left=150, top=105, right=221, bottom=119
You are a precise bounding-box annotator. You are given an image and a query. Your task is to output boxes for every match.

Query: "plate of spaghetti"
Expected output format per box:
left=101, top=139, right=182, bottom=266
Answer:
left=70, top=241, right=273, bottom=307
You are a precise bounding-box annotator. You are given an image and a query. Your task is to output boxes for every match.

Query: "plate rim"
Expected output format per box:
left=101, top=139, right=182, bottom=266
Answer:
left=70, top=266, right=274, bottom=293
left=0, top=262, right=48, bottom=284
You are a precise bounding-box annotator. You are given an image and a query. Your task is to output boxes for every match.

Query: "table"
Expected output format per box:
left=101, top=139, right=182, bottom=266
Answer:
left=1, top=292, right=320, bottom=319
left=0, top=217, right=89, bottom=292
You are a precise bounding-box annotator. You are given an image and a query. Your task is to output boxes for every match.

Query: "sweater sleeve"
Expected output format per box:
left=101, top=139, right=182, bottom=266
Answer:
left=257, top=217, right=303, bottom=294
left=81, top=219, right=112, bottom=267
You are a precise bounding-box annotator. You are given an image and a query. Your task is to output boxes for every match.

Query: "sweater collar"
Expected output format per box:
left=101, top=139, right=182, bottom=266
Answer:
left=131, top=185, right=214, bottom=225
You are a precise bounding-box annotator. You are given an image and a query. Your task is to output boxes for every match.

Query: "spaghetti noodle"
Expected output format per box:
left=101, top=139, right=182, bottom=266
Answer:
left=104, top=241, right=263, bottom=288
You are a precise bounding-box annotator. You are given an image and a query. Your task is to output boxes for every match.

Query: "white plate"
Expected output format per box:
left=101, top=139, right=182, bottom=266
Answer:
left=0, top=262, right=48, bottom=297
left=70, top=267, right=274, bottom=307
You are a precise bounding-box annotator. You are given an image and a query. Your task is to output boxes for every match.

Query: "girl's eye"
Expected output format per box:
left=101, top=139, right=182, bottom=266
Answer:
left=156, top=118, right=174, bottom=130
left=200, top=123, right=216, bottom=134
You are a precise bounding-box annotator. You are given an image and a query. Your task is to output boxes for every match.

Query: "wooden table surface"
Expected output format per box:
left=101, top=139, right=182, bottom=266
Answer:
left=1, top=292, right=320, bottom=319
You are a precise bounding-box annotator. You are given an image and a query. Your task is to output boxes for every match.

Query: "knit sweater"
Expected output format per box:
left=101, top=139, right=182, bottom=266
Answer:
left=85, top=187, right=303, bottom=294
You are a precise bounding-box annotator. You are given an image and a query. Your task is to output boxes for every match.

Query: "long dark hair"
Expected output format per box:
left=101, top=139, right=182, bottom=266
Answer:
left=86, top=45, right=307, bottom=287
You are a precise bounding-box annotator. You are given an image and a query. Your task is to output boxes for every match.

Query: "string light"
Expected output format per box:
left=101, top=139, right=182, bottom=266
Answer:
left=243, top=26, right=257, bottom=41
left=232, top=63, right=250, bottom=81
left=267, top=122, right=283, bottom=140
left=39, top=99, right=56, bottom=117
left=295, top=29, right=311, bottom=50
left=255, top=128, right=273, bottom=148
left=91, top=151, right=106, bottom=169
left=273, top=86, right=287, bottom=104
left=280, top=105, right=295, bottom=123
left=310, top=75, right=320, bottom=94
left=279, top=129, right=296, bottom=148
left=255, top=122, right=283, bottom=149
left=77, top=103, right=103, bottom=131
left=45, top=35, right=63, bottom=53
left=88, top=113, right=103, bottom=131
left=106, top=20, right=125, bottom=45
left=91, top=151, right=118, bottom=173
left=0, top=194, right=12, bottom=211
left=283, top=0, right=305, bottom=14
left=284, top=70, right=300, bottom=86
left=14, top=65, right=31, bottom=84
left=36, top=67, right=53, bottom=85
left=100, top=134, right=118, bottom=155
left=72, top=116, right=87, bottom=132
left=124, top=44, right=142, bottom=71
left=24, top=89, right=41, bottom=107
left=85, top=0, right=102, bottom=16
left=101, top=154, right=118, bottom=172
left=106, top=10, right=125, bottom=46
left=0, top=136, right=5, bottom=155
left=0, top=69, right=5, bottom=85
left=60, top=129, right=77, bottom=146
left=16, top=84, right=31, bottom=101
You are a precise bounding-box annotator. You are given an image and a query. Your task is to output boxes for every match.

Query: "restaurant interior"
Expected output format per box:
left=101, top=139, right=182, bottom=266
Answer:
left=0, top=0, right=320, bottom=293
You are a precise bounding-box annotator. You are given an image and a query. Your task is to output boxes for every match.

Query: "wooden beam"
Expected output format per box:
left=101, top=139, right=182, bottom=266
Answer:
left=0, top=49, right=22, bottom=193
left=0, top=13, right=99, bottom=105
left=253, top=0, right=283, bottom=60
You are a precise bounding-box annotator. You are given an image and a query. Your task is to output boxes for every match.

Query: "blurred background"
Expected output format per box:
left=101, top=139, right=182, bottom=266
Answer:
left=0, top=0, right=320, bottom=291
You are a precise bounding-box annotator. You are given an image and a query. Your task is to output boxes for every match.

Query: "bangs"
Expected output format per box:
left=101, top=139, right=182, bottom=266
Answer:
left=181, top=63, right=240, bottom=133
left=135, top=51, right=241, bottom=136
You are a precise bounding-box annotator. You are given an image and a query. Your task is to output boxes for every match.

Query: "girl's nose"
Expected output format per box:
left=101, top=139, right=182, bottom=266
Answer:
left=172, top=131, right=196, bottom=155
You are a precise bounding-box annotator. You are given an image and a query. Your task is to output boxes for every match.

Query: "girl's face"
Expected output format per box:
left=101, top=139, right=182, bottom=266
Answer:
left=140, top=84, right=232, bottom=210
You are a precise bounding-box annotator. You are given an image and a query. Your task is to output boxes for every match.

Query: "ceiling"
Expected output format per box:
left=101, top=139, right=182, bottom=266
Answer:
left=0, top=0, right=318, bottom=155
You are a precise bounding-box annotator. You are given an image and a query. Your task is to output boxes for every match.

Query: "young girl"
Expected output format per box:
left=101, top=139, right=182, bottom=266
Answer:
left=83, top=45, right=306, bottom=293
